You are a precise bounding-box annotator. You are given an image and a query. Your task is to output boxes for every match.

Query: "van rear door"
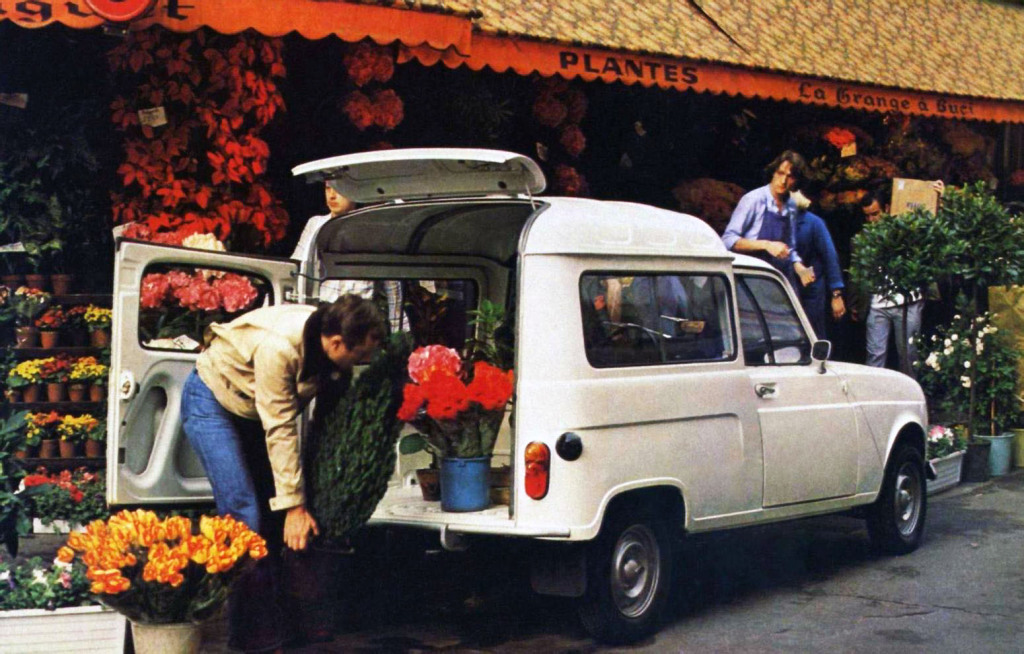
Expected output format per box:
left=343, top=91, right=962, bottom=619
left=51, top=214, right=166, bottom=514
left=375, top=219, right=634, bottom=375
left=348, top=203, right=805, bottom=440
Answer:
left=107, top=240, right=298, bottom=506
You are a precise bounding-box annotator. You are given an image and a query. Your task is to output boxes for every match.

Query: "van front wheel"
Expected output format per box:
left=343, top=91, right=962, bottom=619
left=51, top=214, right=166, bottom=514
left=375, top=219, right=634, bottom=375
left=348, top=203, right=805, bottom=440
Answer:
left=578, top=511, right=672, bottom=644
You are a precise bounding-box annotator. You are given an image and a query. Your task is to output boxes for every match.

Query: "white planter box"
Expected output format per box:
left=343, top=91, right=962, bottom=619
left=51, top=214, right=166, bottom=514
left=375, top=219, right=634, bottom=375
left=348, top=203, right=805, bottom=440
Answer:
left=928, top=450, right=964, bottom=495
left=32, top=518, right=85, bottom=534
left=0, top=604, right=126, bottom=653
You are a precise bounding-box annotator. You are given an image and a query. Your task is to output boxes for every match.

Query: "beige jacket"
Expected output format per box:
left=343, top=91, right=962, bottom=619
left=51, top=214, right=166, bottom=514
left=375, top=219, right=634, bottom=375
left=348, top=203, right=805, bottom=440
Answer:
left=195, top=304, right=318, bottom=511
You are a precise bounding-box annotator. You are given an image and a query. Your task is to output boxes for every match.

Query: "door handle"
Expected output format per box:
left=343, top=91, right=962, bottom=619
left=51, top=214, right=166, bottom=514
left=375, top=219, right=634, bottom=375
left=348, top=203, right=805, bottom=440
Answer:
left=755, top=382, right=777, bottom=399
left=118, top=370, right=138, bottom=401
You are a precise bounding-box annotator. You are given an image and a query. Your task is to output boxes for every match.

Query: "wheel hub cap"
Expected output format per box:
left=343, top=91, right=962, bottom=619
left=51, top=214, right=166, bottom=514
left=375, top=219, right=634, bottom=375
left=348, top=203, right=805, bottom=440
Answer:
left=611, top=525, right=661, bottom=618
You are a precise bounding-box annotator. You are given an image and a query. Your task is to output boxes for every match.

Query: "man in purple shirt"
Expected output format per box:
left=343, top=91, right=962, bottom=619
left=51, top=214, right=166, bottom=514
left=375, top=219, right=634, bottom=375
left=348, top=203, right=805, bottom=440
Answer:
left=722, top=151, right=816, bottom=290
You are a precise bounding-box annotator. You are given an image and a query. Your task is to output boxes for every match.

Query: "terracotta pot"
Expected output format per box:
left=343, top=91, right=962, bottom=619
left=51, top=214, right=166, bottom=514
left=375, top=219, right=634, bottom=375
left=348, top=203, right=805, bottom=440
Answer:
left=24, top=273, right=47, bottom=291
left=39, top=439, right=59, bottom=459
left=14, top=449, right=29, bottom=459
left=89, top=328, right=110, bottom=348
left=21, top=384, right=42, bottom=403
left=50, top=273, right=73, bottom=296
left=67, top=382, right=88, bottom=402
left=89, top=383, right=107, bottom=403
left=69, top=329, right=89, bottom=347
left=46, top=382, right=67, bottom=403
left=1, top=274, right=23, bottom=287
left=85, top=440, right=104, bottom=458
left=15, top=325, right=39, bottom=348
left=59, top=440, right=78, bottom=458
left=39, top=330, right=60, bottom=348
left=4, top=389, right=21, bottom=403
left=415, top=468, right=441, bottom=501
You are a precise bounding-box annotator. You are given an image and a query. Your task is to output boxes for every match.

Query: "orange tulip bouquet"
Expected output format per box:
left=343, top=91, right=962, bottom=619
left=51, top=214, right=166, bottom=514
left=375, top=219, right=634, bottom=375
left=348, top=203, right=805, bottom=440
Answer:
left=57, top=509, right=267, bottom=624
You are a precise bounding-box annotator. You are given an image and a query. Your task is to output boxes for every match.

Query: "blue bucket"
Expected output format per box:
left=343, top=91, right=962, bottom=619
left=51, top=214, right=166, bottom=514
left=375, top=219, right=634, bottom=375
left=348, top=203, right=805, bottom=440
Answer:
left=979, top=433, right=1014, bottom=477
left=440, top=457, right=491, bottom=512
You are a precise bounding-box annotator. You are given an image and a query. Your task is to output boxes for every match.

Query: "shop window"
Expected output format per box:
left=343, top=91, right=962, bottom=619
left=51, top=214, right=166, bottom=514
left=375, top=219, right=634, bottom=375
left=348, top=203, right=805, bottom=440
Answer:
left=580, top=272, right=734, bottom=368
left=138, top=264, right=272, bottom=351
left=737, top=274, right=811, bottom=366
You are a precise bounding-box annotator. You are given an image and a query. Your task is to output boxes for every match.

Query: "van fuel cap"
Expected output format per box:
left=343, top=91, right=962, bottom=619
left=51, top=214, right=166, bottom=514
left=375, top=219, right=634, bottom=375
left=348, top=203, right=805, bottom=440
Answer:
left=556, top=432, right=583, bottom=461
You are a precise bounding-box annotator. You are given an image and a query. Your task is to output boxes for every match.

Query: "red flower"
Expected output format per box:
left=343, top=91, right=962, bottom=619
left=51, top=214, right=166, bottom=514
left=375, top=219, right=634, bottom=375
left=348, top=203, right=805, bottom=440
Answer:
left=140, top=273, right=172, bottom=309
left=373, top=89, right=404, bottom=131
left=397, top=384, right=426, bottom=422
left=22, top=474, right=52, bottom=488
left=343, top=42, right=394, bottom=87
left=1010, top=169, right=1024, bottom=187
left=422, top=374, right=470, bottom=421
left=560, top=125, right=586, bottom=158
left=213, top=273, right=259, bottom=313
left=343, top=91, right=375, bottom=131
left=533, top=92, right=567, bottom=128
left=554, top=165, right=589, bottom=196
left=565, top=88, right=588, bottom=124
left=466, top=362, right=514, bottom=411
left=407, top=345, right=462, bottom=384
left=824, top=126, right=856, bottom=149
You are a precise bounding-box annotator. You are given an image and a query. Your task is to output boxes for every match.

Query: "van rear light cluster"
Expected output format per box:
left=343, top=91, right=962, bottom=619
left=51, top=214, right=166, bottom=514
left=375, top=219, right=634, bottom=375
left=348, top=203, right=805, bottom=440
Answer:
left=524, top=441, right=550, bottom=499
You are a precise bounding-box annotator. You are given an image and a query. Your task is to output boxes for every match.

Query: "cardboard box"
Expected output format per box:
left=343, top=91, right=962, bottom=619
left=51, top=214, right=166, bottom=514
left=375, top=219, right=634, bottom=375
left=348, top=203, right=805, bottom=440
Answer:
left=890, top=178, right=939, bottom=215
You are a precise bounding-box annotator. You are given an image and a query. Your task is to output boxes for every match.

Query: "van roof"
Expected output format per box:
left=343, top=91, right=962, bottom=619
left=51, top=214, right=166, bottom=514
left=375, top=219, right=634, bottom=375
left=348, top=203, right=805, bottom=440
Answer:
left=523, top=198, right=730, bottom=259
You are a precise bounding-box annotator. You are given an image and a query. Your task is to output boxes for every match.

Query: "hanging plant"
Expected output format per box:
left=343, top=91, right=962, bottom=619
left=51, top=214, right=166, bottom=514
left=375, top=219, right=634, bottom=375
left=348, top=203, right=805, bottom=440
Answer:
left=338, top=41, right=405, bottom=137
left=108, top=28, right=289, bottom=251
left=531, top=77, right=590, bottom=195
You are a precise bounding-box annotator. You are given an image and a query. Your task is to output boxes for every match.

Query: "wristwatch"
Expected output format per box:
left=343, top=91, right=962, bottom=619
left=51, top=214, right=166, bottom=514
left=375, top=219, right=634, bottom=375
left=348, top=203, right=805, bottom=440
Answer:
left=832, top=289, right=843, bottom=298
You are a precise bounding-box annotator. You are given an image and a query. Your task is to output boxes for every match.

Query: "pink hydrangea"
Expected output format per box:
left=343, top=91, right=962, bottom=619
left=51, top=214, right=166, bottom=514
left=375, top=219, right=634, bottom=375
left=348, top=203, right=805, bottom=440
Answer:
left=407, top=345, right=462, bottom=384
left=214, top=273, right=259, bottom=313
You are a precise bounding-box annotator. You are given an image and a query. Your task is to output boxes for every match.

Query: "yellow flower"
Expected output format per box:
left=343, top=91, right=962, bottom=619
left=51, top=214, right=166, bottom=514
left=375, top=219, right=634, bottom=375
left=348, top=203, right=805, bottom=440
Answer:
left=83, top=305, right=113, bottom=329
left=70, top=356, right=108, bottom=381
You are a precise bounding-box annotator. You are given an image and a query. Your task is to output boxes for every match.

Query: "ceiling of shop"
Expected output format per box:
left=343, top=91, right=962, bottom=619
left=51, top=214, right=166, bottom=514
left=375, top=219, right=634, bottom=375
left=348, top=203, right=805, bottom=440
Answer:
left=372, top=0, right=1024, bottom=102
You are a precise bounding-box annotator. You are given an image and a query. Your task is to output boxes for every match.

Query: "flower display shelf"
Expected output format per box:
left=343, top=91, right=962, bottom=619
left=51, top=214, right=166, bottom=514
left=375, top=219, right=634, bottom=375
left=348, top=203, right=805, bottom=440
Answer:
left=15, top=456, right=105, bottom=471
left=927, top=451, right=964, bottom=495
left=13, top=346, right=105, bottom=359
left=48, top=293, right=112, bottom=306
left=32, top=517, right=86, bottom=534
left=0, top=604, right=126, bottom=654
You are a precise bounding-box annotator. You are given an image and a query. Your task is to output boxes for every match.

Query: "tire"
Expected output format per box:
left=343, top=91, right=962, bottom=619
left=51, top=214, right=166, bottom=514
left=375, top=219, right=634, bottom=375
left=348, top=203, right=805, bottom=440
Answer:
left=578, top=509, right=673, bottom=644
left=866, top=444, right=927, bottom=554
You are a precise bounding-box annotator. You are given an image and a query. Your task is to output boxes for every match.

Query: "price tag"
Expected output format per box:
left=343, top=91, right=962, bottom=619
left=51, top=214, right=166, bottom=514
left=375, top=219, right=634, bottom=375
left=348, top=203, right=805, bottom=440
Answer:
left=0, top=93, right=28, bottom=109
left=138, top=106, right=168, bottom=128
left=840, top=141, right=857, bottom=158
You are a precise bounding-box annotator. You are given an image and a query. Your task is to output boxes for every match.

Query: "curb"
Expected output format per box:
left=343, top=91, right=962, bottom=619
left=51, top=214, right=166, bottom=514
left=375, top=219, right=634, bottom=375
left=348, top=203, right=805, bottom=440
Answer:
left=932, top=467, right=1024, bottom=500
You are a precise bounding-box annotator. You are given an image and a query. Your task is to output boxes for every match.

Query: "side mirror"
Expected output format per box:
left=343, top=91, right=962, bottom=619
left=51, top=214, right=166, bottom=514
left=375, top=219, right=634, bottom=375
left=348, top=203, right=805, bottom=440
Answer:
left=811, top=340, right=831, bottom=374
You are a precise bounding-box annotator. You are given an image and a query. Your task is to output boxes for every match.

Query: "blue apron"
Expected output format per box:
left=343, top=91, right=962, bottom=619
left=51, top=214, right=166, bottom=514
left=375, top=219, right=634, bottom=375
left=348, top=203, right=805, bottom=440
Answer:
left=753, top=204, right=794, bottom=284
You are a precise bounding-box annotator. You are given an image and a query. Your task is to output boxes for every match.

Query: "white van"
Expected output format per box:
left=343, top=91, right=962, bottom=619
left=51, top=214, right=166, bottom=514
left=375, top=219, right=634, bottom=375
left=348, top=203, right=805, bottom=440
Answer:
left=108, top=149, right=929, bottom=644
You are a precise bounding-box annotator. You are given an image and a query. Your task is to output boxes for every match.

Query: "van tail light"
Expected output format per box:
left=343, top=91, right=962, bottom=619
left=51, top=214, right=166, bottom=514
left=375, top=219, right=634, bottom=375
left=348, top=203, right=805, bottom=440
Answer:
left=524, top=442, right=550, bottom=499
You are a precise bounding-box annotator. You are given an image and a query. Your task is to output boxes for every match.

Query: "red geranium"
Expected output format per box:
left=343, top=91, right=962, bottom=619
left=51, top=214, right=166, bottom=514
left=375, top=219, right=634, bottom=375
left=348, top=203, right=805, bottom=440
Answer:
left=824, top=126, right=857, bottom=149
left=465, top=361, right=515, bottom=411
left=554, top=165, right=589, bottom=196
left=343, top=42, right=394, bottom=87
left=343, top=91, right=375, bottom=131
left=213, top=273, right=259, bottom=313
left=533, top=92, right=568, bottom=128
left=560, top=125, right=586, bottom=158
left=373, top=89, right=404, bottom=131
left=35, top=307, right=67, bottom=331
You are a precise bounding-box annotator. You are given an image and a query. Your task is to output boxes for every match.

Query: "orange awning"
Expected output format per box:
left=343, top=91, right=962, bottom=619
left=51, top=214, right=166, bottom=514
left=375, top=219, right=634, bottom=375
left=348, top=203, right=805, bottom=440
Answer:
left=5, top=0, right=1024, bottom=124
left=400, top=35, right=1024, bottom=125
left=0, top=0, right=471, bottom=52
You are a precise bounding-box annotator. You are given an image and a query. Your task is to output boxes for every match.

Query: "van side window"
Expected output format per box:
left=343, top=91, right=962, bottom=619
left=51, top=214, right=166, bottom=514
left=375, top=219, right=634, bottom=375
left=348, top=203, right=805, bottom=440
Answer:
left=138, top=264, right=272, bottom=351
left=580, top=273, right=734, bottom=367
left=737, top=274, right=811, bottom=366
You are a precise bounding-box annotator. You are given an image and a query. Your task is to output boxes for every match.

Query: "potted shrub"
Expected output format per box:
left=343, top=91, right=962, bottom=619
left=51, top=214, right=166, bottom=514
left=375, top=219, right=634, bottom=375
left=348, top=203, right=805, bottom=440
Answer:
left=0, top=556, right=127, bottom=651
left=925, top=425, right=967, bottom=494
left=34, top=306, right=66, bottom=348
left=10, top=286, right=51, bottom=348
left=58, top=509, right=268, bottom=653
left=38, top=355, right=71, bottom=403
left=82, top=305, right=112, bottom=348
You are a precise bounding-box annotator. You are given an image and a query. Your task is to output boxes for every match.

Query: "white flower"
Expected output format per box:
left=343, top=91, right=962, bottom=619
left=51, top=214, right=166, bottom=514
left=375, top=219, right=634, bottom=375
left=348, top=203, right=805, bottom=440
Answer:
left=944, top=339, right=952, bottom=347
left=53, top=557, right=72, bottom=571
left=925, top=352, right=940, bottom=370
left=977, top=342, right=985, bottom=355
left=954, top=314, right=961, bottom=320
left=951, top=334, right=959, bottom=342
left=931, top=335, right=938, bottom=342
left=181, top=233, right=226, bottom=252
left=976, top=316, right=986, bottom=323
left=0, top=570, right=9, bottom=582
left=944, top=347, right=953, bottom=356
left=964, top=360, right=971, bottom=369
left=31, top=568, right=47, bottom=586
left=961, top=375, right=972, bottom=388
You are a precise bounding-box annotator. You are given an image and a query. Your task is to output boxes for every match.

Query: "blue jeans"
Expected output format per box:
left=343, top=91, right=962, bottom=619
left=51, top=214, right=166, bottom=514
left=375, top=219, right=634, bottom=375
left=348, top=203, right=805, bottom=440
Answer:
left=866, top=301, right=923, bottom=378
left=181, top=369, right=287, bottom=652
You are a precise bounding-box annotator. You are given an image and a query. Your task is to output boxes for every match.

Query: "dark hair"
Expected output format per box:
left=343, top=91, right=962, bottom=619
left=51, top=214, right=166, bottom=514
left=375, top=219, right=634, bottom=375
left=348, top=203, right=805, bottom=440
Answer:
left=765, top=150, right=807, bottom=184
left=318, top=294, right=386, bottom=349
left=860, top=189, right=885, bottom=209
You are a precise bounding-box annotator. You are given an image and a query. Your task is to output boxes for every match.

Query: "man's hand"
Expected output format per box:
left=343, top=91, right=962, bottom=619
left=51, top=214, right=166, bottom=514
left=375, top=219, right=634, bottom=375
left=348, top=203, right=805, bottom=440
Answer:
left=763, top=240, right=790, bottom=260
left=932, top=180, right=945, bottom=196
left=794, top=262, right=816, bottom=287
left=831, top=295, right=846, bottom=320
left=283, top=505, right=319, bottom=551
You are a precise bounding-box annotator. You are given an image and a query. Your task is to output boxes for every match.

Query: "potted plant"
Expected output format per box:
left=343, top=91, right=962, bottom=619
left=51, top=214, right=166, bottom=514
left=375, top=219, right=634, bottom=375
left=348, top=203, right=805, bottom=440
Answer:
left=0, top=285, right=14, bottom=343
left=38, top=355, right=71, bottom=403
left=925, top=425, right=967, bottom=494
left=0, top=410, right=47, bottom=556
left=58, top=509, right=268, bottom=653
left=83, top=305, right=112, bottom=348
left=68, top=356, right=105, bottom=402
left=64, top=305, right=90, bottom=346
left=10, top=286, right=51, bottom=348
left=916, top=311, right=1021, bottom=480
left=85, top=417, right=106, bottom=458
left=8, top=359, right=45, bottom=403
left=56, top=414, right=97, bottom=459
left=397, top=344, right=515, bottom=512
left=23, top=467, right=107, bottom=532
left=27, top=411, right=62, bottom=459
left=34, top=306, right=66, bottom=348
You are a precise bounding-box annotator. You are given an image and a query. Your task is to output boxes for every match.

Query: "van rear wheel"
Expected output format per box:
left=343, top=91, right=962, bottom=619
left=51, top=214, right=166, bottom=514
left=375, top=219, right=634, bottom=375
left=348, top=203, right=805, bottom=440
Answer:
left=578, top=510, right=672, bottom=644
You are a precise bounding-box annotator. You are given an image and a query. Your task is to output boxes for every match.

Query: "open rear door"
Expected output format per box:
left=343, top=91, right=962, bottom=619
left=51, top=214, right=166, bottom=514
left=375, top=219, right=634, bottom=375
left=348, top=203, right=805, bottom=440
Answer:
left=107, top=240, right=298, bottom=506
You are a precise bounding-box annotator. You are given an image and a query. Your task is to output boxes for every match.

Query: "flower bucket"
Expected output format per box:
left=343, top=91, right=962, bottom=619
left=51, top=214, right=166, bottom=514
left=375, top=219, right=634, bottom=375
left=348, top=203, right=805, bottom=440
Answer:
left=1012, top=428, right=1024, bottom=469
left=927, top=451, right=964, bottom=495
left=978, top=433, right=1014, bottom=477
left=0, top=605, right=125, bottom=653
left=131, top=621, right=202, bottom=654
left=962, top=440, right=992, bottom=482
left=440, top=456, right=491, bottom=512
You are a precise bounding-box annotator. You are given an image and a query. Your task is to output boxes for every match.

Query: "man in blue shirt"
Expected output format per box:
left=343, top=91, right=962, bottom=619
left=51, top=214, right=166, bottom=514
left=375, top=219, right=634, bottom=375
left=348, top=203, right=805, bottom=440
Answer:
left=792, top=192, right=846, bottom=339
left=722, top=151, right=816, bottom=290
